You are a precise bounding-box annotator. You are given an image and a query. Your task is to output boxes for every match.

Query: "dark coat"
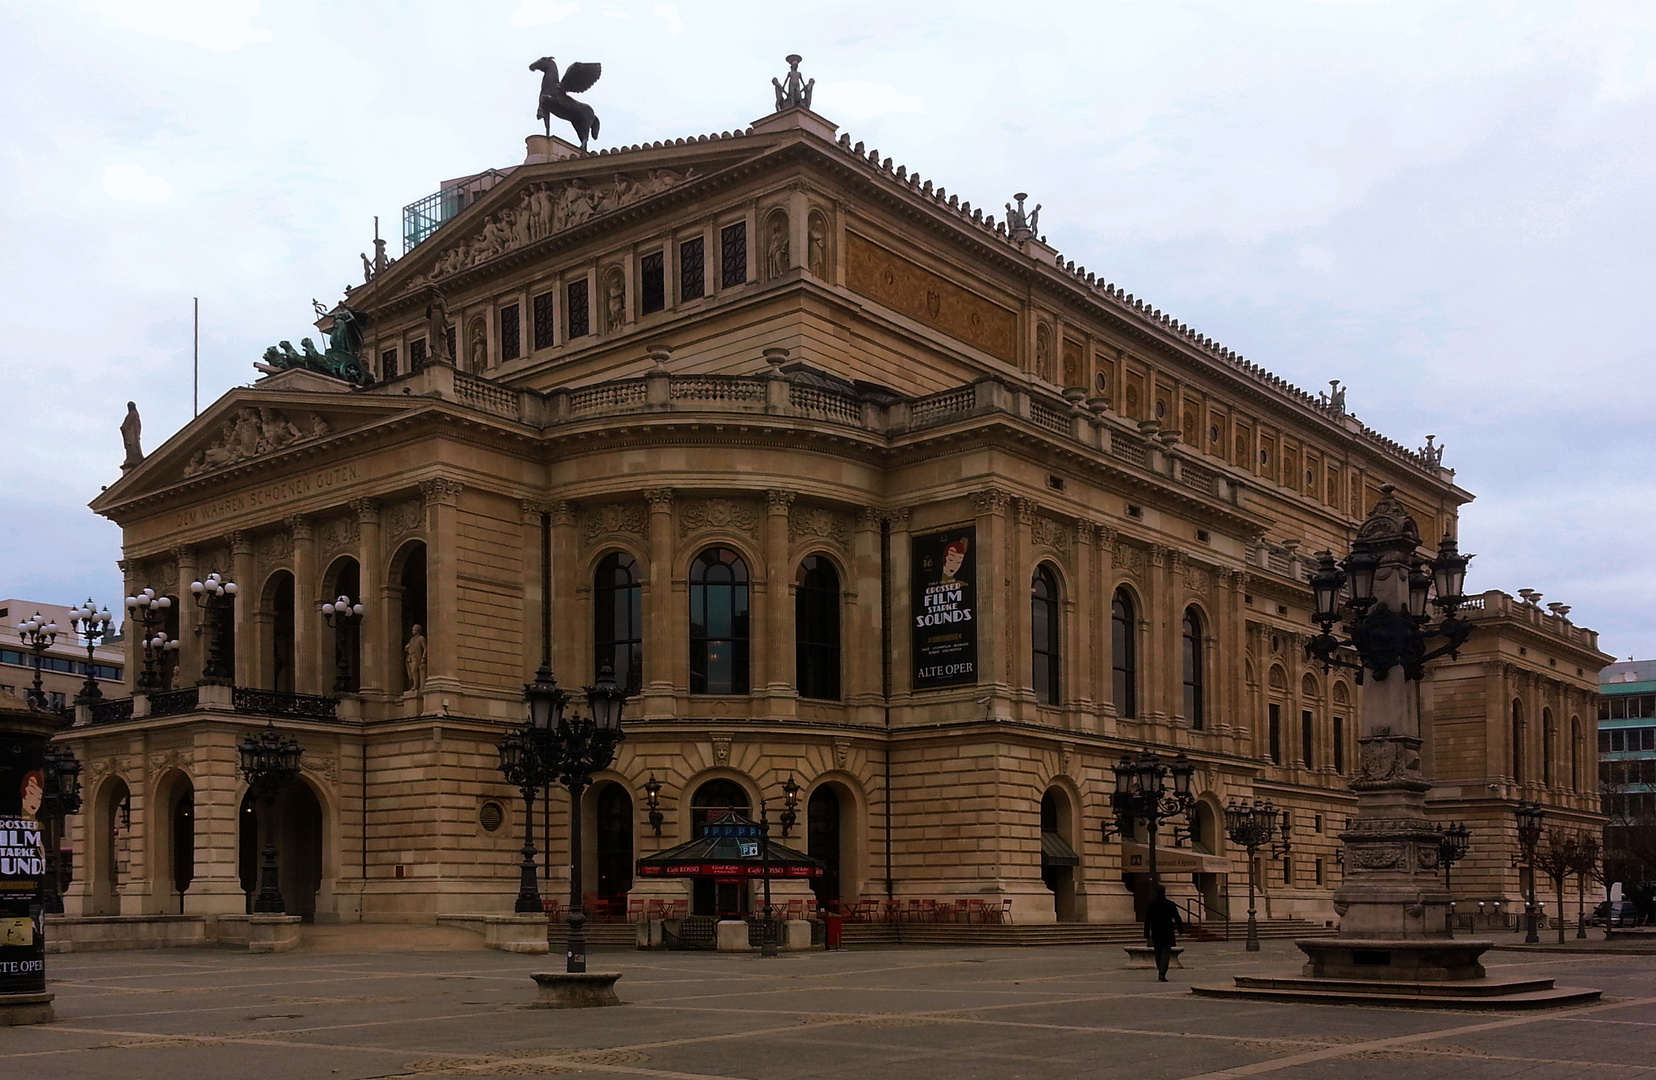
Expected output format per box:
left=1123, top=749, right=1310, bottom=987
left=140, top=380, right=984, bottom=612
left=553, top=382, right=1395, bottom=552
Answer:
left=1144, top=896, right=1183, bottom=949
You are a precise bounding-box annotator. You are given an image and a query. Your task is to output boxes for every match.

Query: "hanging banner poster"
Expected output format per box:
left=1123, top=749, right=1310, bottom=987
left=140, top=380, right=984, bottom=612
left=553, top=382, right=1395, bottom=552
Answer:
left=0, top=739, right=47, bottom=995
left=911, top=526, right=979, bottom=690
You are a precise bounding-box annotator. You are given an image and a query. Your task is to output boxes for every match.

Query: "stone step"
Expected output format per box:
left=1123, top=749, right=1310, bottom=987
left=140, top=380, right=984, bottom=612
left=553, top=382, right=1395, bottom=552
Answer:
left=1233, top=974, right=1559, bottom=997
left=1192, top=979, right=1602, bottom=1010
left=839, top=919, right=1334, bottom=948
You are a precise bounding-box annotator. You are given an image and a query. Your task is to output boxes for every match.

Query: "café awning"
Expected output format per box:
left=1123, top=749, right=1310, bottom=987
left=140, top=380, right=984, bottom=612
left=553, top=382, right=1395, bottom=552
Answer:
left=1040, top=831, right=1081, bottom=867
left=1117, top=841, right=1230, bottom=875
left=635, top=811, right=825, bottom=879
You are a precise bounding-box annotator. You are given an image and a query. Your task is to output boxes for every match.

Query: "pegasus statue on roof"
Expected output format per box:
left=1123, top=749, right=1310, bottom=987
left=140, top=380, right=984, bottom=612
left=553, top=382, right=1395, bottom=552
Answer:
left=530, top=56, right=602, bottom=151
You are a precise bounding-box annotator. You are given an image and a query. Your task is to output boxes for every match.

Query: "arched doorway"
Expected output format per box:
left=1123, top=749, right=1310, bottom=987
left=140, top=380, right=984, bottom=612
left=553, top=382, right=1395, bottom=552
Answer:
left=1189, top=799, right=1225, bottom=920
left=168, top=779, right=195, bottom=913
left=594, top=782, right=633, bottom=899
left=689, top=779, right=751, bottom=916
left=807, top=785, right=841, bottom=909
left=394, top=542, right=428, bottom=693
left=89, top=776, right=129, bottom=916
left=263, top=571, right=296, bottom=692
left=238, top=780, right=325, bottom=919
left=1040, top=788, right=1079, bottom=922
left=322, top=557, right=362, bottom=693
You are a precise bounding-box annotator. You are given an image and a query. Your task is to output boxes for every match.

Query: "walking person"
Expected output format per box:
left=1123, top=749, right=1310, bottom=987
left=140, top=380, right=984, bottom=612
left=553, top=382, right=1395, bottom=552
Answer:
left=1144, top=884, right=1184, bottom=981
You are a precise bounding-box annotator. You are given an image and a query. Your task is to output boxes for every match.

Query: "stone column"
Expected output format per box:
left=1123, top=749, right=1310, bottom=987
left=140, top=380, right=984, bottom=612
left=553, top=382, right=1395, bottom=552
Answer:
left=642, top=488, right=675, bottom=718
left=844, top=507, right=883, bottom=714
left=970, top=489, right=1011, bottom=693
left=1145, top=544, right=1171, bottom=726
left=230, top=531, right=255, bottom=686
left=352, top=499, right=384, bottom=696
left=1069, top=518, right=1094, bottom=713
left=520, top=500, right=551, bottom=678
left=118, top=558, right=140, bottom=694
left=549, top=501, right=579, bottom=683
left=173, top=544, right=200, bottom=687
left=1168, top=549, right=1189, bottom=732
left=1094, top=525, right=1117, bottom=731
left=1227, top=571, right=1249, bottom=754
left=761, top=490, right=797, bottom=713
left=1010, top=499, right=1035, bottom=707
left=884, top=507, right=913, bottom=700
left=288, top=515, right=319, bottom=695
left=419, top=479, right=463, bottom=693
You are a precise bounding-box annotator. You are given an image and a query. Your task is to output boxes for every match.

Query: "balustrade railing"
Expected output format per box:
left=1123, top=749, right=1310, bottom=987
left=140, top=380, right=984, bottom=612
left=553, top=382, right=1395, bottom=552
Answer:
left=231, top=686, right=338, bottom=720
left=1028, top=399, right=1070, bottom=435
left=147, top=686, right=199, bottom=718
left=89, top=697, right=134, bottom=724
left=909, top=387, right=974, bottom=426
left=788, top=384, right=860, bottom=424
left=668, top=376, right=766, bottom=404
left=454, top=371, right=521, bottom=420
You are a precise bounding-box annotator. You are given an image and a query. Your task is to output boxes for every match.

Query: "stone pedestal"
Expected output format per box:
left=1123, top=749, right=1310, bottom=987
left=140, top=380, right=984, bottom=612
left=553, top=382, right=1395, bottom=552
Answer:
left=529, top=971, right=622, bottom=1008
left=437, top=913, right=549, bottom=954
left=0, top=992, right=54, bottom=1026
left=1124, top=945, right=1183, bottom=969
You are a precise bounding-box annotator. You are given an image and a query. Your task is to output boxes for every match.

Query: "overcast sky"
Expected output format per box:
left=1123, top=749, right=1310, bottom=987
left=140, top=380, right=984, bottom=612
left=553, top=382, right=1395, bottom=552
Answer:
left=2, top=1, right=1652, bottom=660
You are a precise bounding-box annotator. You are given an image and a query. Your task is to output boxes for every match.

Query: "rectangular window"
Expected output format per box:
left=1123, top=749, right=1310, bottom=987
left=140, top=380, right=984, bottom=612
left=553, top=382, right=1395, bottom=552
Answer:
left=680, top=236, right=705, bottom=302
left=1601, top=730, right=1613, bottom=752
left=567, top=279, right=590, bottom=338
left=409, top=338, right=427, bottom=372
left=1301, top=709, right=1314, bottom=766
left=381, top=347, right=399, bottom=379
left=640, top=251, right=665, bottom=313
left=1315, top=858, right=1324, bottom=886
left=532, top=290, right=556, bottom=350
left=1612, top=730, right=1625, bottom=752
left=1283, top=855, right=1293, bottom=885
left=720, top=221, right=747, bottom=288
left=499, top=303, right=521, bottom=362
left=1333, top=715, right=1346, bottom=773
left=1269, top=703, right=1281, bottom=763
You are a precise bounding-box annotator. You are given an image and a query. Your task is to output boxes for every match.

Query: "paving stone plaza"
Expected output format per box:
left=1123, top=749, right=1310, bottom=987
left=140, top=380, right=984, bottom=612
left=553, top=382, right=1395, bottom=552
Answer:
left=13, top=933, right=1656, bottom=1079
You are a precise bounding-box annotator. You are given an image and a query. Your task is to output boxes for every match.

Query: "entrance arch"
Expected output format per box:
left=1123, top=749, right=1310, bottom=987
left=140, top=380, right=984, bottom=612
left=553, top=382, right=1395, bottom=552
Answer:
left=592, top=781, right=634, bottom=899
left=152, top=770, right=195, bottom=913
left=238, top=779, right=325, bottom=919
left=807, top=785, right=841, bottom=908
left=260, top=571, right=296, bottom=692
left=688, top=778, right=754, bottom=916
left=1040, top=787, right=1080, bottom=922
left=86, top=775, right=129, bottom=915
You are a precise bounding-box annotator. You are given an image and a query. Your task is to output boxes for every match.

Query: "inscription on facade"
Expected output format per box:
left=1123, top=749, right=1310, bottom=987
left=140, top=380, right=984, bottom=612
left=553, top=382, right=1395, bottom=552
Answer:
left=172, top=465, right=363, bottom=528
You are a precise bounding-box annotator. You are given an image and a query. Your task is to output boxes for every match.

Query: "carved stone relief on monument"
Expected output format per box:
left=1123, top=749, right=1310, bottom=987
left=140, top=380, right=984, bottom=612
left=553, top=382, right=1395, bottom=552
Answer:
left=181, top=408, right=333, bottom=479
left=843, top=233, right=1017, bottom=362
left=1031, top=515, right=1070, bottom=553
left=677, top=497, right=759, bottom=539
left=807, top=209, right=830, bottom=277
left=1113, top=541, right=1144, bottom=577
left=257, top=530, right=293, bottom=565
left=788, top=505, right=850, bottom=546
left=417, top=169, right=699, bottom=283
left=581, top=502, right=647, bottom=541
left=386, top=499, right=424, bottom=543
left=319, top=515, right=361, bottom=561
left=764, top=208, right=789, bottom=280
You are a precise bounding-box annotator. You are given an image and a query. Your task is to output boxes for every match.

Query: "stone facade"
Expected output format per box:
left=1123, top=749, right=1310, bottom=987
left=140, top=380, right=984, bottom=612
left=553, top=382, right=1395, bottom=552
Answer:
left=56, top=104, right=1609, bottom=927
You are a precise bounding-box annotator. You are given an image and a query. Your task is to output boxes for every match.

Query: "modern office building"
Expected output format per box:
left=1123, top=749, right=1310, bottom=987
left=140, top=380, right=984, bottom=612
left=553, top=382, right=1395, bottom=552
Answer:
left=1, top=599, right=124, bottom=713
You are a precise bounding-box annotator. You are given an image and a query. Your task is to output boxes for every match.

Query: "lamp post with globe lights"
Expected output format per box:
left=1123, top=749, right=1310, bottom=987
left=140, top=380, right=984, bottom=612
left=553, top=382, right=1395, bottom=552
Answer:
left=13, top=611, right=59, bottom=711
left=126, top=589, right=179, bottom=693
left=1223, top=797, right=1292, bottom=952
left=1512, top=800, right=1544, bottom=944
left=320, top=593, right=366, bottom=693
left=37, top=746, right=83, bottom=915
left=189, top=573, right=238, bottom=684
left=1104, top=748, right=1195, bottom=886
left=66, top=601, right=114, bottom=705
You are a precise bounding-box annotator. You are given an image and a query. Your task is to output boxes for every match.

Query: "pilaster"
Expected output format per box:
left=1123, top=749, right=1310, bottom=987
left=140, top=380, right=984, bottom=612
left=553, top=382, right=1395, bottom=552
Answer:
left=642, top=488, right=675, bottom=717
left=229, top=531, right=255, bottom=686
left=287, top=516, right=318, bottom=695
left=761, top=490, right=797, bottom=712
left=970, top=489, right=1010, bottom=693
left=351, top=499, right=384, bottom=696
left=173, top=545, right=200, bottom=687
left=419, top=479, right=463, bottom=693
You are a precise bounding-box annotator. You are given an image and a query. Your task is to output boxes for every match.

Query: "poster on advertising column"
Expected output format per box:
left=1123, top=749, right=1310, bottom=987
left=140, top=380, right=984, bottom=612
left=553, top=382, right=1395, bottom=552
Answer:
left=0, top=738, right=47, bottom=996
left=912, top=526, right=979, bottom=690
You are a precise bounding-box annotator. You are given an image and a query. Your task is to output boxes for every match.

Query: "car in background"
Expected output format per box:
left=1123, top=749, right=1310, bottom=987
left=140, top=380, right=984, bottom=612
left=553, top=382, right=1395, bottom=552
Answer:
left=1590, top=900, right=1641, bottom=927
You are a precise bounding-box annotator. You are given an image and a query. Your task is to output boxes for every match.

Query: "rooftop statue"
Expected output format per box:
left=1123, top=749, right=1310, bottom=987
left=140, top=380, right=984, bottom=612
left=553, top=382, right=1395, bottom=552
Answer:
left=1005, top=193, right=1041, bottom=240
left=530, top=56, right=602, bottom=151
left=120, top=401, right=143, bottom=471
left=773, top=54, right=813, bottom=111
left=255, top=305, right=373, bottom=386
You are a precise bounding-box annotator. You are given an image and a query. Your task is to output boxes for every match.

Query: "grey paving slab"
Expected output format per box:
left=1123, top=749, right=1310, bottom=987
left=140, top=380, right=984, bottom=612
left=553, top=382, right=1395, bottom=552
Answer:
left=16, top=934, right=1656, bottom=1079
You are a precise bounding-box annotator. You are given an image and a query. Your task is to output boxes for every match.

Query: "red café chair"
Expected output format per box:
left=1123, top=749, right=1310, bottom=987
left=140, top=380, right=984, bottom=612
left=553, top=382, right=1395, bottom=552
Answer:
left=670, top=899, right=689, bottom=919
left=627, top=898, right=646, bottom=923
left=999, top=898, right=1013, bottom=925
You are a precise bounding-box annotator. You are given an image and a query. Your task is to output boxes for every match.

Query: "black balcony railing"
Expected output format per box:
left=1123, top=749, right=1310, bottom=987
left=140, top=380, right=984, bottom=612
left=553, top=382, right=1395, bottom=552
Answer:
left=231, top=687, right=338, bottom=721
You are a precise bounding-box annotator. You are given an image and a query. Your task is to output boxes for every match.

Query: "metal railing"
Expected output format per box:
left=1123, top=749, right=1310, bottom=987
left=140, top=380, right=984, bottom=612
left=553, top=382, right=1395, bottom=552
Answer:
left=231, top=687, right=338, bottom=721
left=89, top=697, right=134, bottom=724
left=147, top=687, right=199, bottom=718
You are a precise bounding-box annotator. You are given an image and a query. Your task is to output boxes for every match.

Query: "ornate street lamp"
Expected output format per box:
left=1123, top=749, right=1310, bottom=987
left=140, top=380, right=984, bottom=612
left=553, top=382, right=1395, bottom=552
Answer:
left=758, top=797, right=777, bottom=958
left=642, top=774, right=664, bottom=836
left=190, top=573, right=238, bottom=684
left=498, top=661, right=628, bottom=974
left=125, top=589, right=179, bottom=693
left=14, top=611, right=59, bottom=711
left=1512, top=800, right=1544, bottom=944
left=67, top=600, right=113, bottom=705
left=1104, top=748, right=1196, bottom=885
left=37, top=746, right=83, bottom=914
left=237, top=720, right=304, bottom=913
left=779, top=775, right=801, bottom=838
left=1223, top=797, right=1291, bottom=952
left=320, top=593, right=365, bottom=694
left=1437, top=821, right=1471, bottom=936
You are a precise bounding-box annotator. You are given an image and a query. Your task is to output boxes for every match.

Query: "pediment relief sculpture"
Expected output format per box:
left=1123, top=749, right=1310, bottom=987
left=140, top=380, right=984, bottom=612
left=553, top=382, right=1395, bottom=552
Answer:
left=416, top=168, right=699, bottom=284
left=182, top=407, right=334, bottom=479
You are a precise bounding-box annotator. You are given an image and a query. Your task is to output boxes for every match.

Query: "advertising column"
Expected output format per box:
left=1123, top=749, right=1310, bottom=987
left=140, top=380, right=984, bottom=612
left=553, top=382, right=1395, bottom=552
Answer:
left=0, top=701, right=54, bottom=1024
left=911, top=528, right=979, bottom=690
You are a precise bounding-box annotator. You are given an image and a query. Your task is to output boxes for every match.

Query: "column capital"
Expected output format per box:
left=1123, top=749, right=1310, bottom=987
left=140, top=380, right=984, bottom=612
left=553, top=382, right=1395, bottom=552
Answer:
left=970, top=487, right=1011, bottom=515
left=520, top=497, right=558, bottom=521
left=350, top=497, right=380, bottom=524
left=420, top=477, right=463, bottom=506
left=285, top=514, right=313, bottom=541
left=1095, top=523, right=1117, bottom=547
left=1012, top=496, right=1039, bottom=525
left=549, top=500, right=576, bottom=527
left=1149, top=543, right=1168, bottom=568
left=227, top=530, right=254, bottom=556
left=881, top=506, right=912, bottom=528
left=644, top=488, right=675, bottom=512
left=765, top=490, right=796, bottom=514
left=171, top=544, right=197, bottom=565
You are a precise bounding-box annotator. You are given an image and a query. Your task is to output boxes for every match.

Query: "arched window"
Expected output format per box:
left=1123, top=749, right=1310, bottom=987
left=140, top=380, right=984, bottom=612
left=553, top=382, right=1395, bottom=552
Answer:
left=1032, top=565, right=1061, bottom=706
left=1511, top=699, right=1526, bottom=782
left=795, top=555, right=841, bottom=700
left=1542, top=708, right=1555, bottom=787
left=1182, top=606, right=1205, bottom=730
left=264, top=571, right=295, bottom=693
left=1112, top=588, right=1137, bottom=718
left=324, top=558, right=362, bottom=693
left=689, top=548, right=749, bottom=695
left=594, top=552, right=643, bottom=693
left=594, top=783, right=634, bottom=897
left=690, top=779, right=751, bottom=836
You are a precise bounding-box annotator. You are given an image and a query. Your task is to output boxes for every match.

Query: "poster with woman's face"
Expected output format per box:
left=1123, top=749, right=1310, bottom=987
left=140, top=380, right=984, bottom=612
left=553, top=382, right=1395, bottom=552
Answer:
left=0, top=735, right=48, bottom=994
left=912, top=527, right=979, bottom=690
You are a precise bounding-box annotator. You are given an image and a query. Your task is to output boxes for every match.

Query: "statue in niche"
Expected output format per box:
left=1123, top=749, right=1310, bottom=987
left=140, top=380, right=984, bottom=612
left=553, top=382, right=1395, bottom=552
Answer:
left=120, top=401, right=144, bottom=470
left=765, top=213, right=789, bottom=279
left=404, top=624, right=427, bottom=691
left=426, top=290, right=451, bottom=363
left=469, top=321, right=487, bottom=373
left=807, top=214, right=828, bottom=277
left=1035, top=324, right=1054, bottom=383
left=604, top=270, right=625, bottom=331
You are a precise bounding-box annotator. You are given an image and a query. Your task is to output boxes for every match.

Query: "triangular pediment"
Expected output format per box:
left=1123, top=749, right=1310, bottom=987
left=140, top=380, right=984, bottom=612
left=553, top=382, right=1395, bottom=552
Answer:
left=92, top=388, right=418, bottom=516
left=363, top=135, right=780, bottom=302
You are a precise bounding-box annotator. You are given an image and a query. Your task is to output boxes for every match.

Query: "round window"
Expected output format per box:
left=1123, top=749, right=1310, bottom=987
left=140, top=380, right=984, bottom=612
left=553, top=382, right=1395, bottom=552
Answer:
left=479, top=800, right=506, bottom=833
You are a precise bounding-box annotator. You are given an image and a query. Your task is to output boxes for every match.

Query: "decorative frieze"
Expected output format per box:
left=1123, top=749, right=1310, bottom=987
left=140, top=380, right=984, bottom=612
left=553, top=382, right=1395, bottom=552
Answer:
left=581, top=502, right=648, bottom=541
left=1030, top=514, right=1070, bottom=553
left=678, top=497, right=759, bottom=539
left=789, top=505, right=851, bottom=546
left=182, top=407, right=333, bottom=478
left=318, top=515, right=360, bottom=561
left=385, top=499, right=423, bottom=542
left=257, top=529, right=294, bottom=564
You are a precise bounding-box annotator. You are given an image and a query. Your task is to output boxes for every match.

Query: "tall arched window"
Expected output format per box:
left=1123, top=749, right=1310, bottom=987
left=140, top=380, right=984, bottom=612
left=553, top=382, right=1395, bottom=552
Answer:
left=1032, top=565, right=1061, bottom=706
left=795, top=555, right=841, bottom=700
left=594, top=552, right=643, bottom=693
left=690, top=779, right=751, bottom=836
left=689, top=547, right=749, bottom=695
left=1511, top=699, right=1526, bottom=782
left=1112, top=588, right=1137, bottom=718
left=1182, top=606, right=1206, bottom=730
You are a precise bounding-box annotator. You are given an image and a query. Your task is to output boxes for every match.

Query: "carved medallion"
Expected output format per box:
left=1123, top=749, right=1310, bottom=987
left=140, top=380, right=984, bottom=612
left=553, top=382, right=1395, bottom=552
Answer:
left=386, top=499, right=424, bottom=542
left=1031, top=515, right=1069, bottom=553
left=678, top=498, right=759, bottom=539
left=789, top=506, right=850, bottom=546
left=581, top=502, right=647, bottom=541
